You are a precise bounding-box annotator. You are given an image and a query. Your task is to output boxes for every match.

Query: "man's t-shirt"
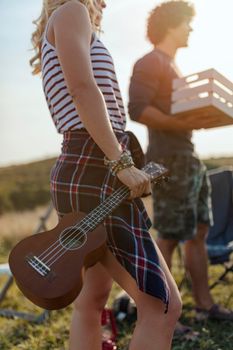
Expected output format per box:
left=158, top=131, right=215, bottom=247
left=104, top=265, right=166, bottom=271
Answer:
left=128, top=48, right=194, bottom=159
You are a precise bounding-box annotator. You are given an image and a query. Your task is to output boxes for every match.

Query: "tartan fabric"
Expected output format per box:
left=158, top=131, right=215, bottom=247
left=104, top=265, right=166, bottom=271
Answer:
left=50, top=130, right=169, bottom=311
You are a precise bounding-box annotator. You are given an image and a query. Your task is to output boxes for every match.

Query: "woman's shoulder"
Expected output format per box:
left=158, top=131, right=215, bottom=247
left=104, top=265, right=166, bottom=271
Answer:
left=58, top=0, right=86, bottom=11
left=53, top=0, right=89, bottom=22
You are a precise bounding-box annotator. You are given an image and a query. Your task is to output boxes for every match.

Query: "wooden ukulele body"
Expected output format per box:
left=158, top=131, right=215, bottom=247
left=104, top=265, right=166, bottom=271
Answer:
left=9, top=161, right=168, bottom=310
left=9, top=211, right=107, bottom=310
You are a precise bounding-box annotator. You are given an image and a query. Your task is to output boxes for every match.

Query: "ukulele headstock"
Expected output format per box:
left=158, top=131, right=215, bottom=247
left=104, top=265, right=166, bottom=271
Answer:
left=142, top=161, right=169, bottom=185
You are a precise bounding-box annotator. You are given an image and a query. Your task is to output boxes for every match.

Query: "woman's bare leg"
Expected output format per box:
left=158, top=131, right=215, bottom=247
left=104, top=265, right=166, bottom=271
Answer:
left=69, top=241, right=182, bottom=350
left=100, top=246, right=182, bottom=350
left=69, top=263, right=113, bottom=350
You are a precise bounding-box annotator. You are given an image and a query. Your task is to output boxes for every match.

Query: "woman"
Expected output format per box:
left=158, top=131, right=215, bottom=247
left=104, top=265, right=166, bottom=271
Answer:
left=30, top=1, right=181, bottom=349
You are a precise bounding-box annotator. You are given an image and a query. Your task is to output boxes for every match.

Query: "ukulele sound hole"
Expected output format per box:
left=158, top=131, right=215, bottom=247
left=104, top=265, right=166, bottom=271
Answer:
left=60, top=227, right=87, bottom=250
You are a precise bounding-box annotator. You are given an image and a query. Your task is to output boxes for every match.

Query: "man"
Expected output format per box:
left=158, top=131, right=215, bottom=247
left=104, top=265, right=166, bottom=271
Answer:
left=128, top=0, right=233, bottom=334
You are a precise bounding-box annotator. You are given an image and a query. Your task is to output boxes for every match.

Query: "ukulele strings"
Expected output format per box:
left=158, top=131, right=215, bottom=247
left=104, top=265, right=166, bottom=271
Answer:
left=43, top=171, right=160, bottom=266
left=46, top=187, right=129, bottom=267
left=44, top=186, right=127, bottom=257
left=36, top=185, right=127, bottom=261
left=30, top=186, right=127, bottom=276
left=36, top=170, right=155, bottom=262
left=33, top=168, right=160, bottom=273
left=35, top=186, right=129, bottom=269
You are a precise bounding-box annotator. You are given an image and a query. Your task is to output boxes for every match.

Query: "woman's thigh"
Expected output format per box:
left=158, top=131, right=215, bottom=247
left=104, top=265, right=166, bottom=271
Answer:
left=100, top=247, right=182, bottom=317
left=73, top=241, right=181, bottom=318
left=73, top=262, right=113, bottom=311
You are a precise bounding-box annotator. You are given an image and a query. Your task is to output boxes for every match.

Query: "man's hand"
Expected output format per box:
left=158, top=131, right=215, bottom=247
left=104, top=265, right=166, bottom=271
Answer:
left=137, top=105, right=220, bottom=132
left=172, top=111, right=220, bottom=130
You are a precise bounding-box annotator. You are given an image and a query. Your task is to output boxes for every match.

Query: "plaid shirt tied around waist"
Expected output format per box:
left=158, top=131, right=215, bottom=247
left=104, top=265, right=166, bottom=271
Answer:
left=50, top=130, right=170, bottom=312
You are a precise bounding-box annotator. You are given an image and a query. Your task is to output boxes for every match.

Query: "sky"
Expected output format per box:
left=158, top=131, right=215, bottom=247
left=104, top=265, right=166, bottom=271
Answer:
left=1, top=0, right=233, bottom=167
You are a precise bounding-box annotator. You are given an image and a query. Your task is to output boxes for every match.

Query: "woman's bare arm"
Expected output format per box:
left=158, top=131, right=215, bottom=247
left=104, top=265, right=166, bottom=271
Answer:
left=53, top=1, right=122, bottom=160
left=51, top=1, right=150, bottom=197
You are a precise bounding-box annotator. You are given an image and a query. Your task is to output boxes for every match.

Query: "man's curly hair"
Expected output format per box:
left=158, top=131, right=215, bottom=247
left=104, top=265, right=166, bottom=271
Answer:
left=147, top=1, right=195, bottom=46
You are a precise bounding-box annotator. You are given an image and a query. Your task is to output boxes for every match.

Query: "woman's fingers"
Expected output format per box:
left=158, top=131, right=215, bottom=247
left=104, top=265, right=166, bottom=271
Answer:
left=128, top=170, right=151, bottom=199
left=116, top=166, right=151, bottom=198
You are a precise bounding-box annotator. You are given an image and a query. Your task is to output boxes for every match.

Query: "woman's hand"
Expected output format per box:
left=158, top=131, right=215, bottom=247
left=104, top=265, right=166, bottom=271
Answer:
left=116, top=166, right=151, bottom=199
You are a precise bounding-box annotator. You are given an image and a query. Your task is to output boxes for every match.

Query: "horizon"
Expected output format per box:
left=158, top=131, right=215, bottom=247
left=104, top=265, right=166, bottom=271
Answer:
left=1, top=0, right=233, bottom=167
left=1, top=152, right=233, bottom=170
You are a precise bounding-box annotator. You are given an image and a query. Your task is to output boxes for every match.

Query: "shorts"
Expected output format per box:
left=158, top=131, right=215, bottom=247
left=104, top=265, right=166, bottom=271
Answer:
left=152, top=154, right=213, bottom=241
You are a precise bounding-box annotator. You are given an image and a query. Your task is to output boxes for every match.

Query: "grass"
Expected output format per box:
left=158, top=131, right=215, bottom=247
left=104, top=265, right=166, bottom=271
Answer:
left=0, top=201, right=232, bottom=349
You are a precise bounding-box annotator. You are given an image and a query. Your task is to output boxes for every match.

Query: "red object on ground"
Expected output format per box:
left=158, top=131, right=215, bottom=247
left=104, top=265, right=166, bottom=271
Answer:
left=101, top=308, right=117, bottom=350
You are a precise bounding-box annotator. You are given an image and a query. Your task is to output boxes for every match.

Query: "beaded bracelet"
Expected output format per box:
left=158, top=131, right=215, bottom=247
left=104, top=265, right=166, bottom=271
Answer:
left=104, top=150, right=135, bottom=176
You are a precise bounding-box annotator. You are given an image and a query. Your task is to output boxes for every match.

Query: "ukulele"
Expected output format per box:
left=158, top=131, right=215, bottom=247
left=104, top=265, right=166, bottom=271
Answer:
left=9, top=162, right=168, bottom=310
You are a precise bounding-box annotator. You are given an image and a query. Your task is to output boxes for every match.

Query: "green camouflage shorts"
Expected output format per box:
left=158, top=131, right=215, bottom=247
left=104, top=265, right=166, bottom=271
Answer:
left=152, top=154, right=213, bottom=241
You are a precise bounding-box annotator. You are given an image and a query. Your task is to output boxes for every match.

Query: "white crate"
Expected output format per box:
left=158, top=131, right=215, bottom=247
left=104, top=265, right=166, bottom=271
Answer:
left=171, top=69, right=233, bottom=128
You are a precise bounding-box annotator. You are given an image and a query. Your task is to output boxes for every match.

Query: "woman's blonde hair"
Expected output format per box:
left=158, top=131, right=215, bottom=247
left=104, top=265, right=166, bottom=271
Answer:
left=30, top=0, right=101, bottom=75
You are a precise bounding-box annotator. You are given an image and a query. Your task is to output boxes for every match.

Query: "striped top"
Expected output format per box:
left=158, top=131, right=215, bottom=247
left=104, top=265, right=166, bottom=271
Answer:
left=41, top=30, right=126, bottom=133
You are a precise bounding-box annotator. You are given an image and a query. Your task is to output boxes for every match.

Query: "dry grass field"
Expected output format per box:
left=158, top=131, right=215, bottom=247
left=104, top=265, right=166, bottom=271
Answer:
left=0, top=197, right=232, bottom=349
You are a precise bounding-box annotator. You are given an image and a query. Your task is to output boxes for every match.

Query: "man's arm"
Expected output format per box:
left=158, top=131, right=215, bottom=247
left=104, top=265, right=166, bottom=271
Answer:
left=138, top=105, right=218, bottom=131
left=128, top=57, right=216, bottom=131
left=137, top=105, right=189, bottom=131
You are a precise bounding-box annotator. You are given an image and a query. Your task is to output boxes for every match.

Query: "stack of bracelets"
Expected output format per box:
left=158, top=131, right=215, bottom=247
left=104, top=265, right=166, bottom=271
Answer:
left=104, top=150, right=135, bottom=176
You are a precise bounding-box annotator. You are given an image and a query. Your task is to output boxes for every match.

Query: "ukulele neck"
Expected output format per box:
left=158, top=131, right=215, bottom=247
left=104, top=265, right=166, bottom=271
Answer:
left=80, top=186, right=129, bottom=231
left=76, top=161, right=168, bottom=233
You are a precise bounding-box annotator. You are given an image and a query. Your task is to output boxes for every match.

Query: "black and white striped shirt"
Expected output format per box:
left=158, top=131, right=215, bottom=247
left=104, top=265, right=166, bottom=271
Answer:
left=41, top=32, right=126, bottom=133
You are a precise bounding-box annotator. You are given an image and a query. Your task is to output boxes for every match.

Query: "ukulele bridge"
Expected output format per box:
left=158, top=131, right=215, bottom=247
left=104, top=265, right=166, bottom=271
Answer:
left=26, top=254, right=50, bottom=277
